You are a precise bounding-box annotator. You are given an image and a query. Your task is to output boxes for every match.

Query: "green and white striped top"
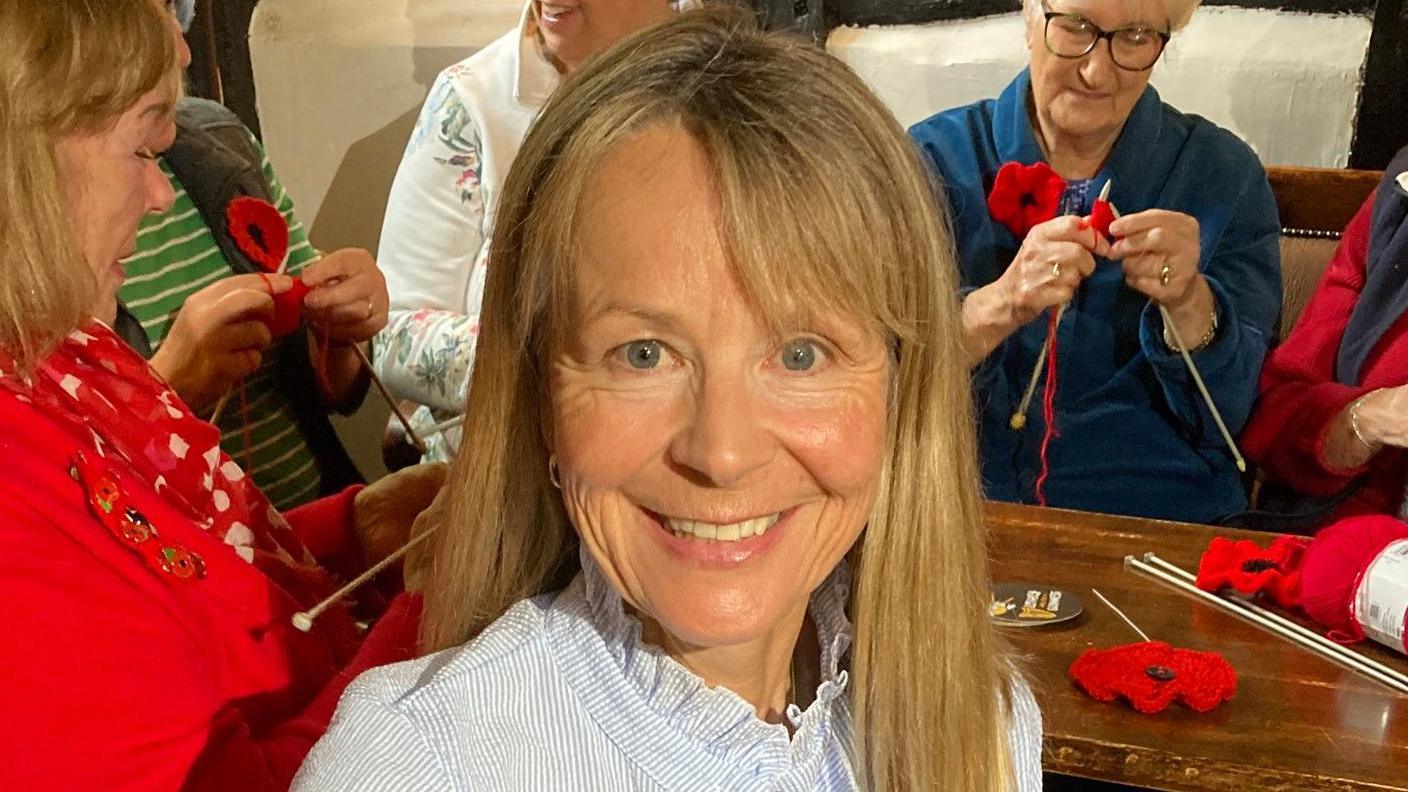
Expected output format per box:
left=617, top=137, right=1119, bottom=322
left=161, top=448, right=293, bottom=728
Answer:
left=118, top=138, right=322, bottom=509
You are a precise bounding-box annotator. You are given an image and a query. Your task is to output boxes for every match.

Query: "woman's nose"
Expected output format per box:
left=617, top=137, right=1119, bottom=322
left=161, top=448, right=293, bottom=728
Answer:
left=1078, top=40, right=1117, bottom=86
left=669, top=373, right=776, bottom=488
left=145, top=163, right=176, bottom=214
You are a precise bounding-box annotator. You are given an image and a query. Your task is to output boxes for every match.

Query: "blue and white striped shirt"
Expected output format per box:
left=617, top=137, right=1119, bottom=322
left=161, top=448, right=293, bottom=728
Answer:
left=295, top=558, right=1044, bottom=790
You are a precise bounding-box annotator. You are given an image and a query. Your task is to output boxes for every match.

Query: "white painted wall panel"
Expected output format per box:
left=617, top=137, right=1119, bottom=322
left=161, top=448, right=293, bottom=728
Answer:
left=829, top=8, right=1372, bottom=167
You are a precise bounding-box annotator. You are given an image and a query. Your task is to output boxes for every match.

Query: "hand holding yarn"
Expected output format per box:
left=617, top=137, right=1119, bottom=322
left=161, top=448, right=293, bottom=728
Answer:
left=1107, top=209, right=1204, bottom=309
left=149, top=273, right=292, bottom=411
left=226, top=196, right=308, bottom=338
left=998, top=215, right=1110, bottom=328
left=300, top=248, right=388, bottom=344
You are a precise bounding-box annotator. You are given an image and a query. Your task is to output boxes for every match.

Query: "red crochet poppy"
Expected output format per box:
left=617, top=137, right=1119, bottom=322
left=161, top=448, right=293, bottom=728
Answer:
left=227, top=196, right=307, bottom=338
left=226, top=196, right=289, bottom=274
left=987, top=161, right=1067, bottom=239
left=1196, top=535, right=1309, bottom=610
left=1070, top=640, right=1236, bottom=714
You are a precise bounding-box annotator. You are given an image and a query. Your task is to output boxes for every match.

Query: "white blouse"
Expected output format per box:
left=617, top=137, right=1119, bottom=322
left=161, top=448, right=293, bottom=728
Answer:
left=294, top=556, right=1045, bottom=790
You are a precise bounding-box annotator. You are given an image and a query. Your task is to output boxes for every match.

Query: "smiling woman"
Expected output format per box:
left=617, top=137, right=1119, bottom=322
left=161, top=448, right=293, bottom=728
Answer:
left=296, top=6, right=1041, bottom=792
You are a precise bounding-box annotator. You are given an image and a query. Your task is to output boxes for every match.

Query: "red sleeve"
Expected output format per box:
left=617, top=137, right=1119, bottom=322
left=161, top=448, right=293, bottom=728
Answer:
left=0, top=465, right=419, bottom=792
left=1242, top=194, right=1376, bottom=495
left=282, top=485, right=362, bottom=562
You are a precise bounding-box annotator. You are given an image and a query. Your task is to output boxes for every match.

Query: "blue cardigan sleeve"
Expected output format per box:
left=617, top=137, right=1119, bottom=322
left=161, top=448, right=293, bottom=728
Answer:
left=1138, top=130, right=1281, bottom=447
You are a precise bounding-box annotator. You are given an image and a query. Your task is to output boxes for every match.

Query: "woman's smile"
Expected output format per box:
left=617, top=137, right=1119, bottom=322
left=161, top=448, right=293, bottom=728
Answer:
left=641, top=505, right=793, bottom=566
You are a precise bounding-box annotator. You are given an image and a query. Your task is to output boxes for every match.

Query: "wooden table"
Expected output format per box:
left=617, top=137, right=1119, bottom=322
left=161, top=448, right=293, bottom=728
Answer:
left=987, top=503, right=1408, bottom=791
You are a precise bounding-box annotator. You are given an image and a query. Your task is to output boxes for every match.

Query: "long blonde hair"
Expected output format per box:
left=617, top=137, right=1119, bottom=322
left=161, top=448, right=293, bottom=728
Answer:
left=425, top=7, right=1016, bottom=789
left=0, top=0, right=179, bottom=370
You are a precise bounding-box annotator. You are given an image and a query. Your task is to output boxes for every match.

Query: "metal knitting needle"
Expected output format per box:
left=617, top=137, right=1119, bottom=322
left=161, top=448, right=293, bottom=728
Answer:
left=1107, top=204, right=1247, bottom=472
left=292, top=523, right=439, bottom=632
left=307, top=249, right=427, bottom=456
left=1142, top=553, right=1408, bottom=691
left=1091, top=587, right=1151, bottom=642
left=1011, top=306, right=1064, bottom=430
left=1127, top=554, right=1408, bottom=694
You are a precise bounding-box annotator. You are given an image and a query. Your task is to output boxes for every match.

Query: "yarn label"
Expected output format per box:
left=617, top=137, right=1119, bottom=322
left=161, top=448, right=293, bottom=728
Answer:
left=1355, top=539, right=1408, bottom=653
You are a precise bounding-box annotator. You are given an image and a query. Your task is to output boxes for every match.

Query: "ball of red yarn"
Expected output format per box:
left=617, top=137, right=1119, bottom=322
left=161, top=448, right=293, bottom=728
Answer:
left=1301, top=515, right=1408, bottom=635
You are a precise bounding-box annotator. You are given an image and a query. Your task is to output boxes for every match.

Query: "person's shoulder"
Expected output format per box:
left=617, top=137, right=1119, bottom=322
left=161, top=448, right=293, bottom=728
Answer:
left=908, top=97, right=998, bottom=150
left=341, top=593, right=557, bottom=714
left=1157, top=100, right=1264, bottom=175
left=434, top=26, right=523, bottom=104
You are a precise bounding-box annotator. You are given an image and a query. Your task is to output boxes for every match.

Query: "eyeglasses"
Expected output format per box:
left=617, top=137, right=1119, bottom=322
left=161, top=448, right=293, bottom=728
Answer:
left=1042, top=5, right=1170, bottom=72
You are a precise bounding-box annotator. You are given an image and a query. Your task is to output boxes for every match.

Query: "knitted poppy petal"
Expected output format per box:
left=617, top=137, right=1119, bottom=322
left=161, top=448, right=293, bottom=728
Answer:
left=1070, top=641, right=1236, bottom=714
left=226, top=196, right=290, bottom=273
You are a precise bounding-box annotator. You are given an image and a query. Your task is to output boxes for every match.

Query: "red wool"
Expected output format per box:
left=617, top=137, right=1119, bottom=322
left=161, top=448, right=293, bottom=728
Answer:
left=226, top=196, right=290, bottom=274
left=1090, top=197, right=1116, bottom=239
left=1196, top=535, right=1309, bottom=609
left=1034, top=308, right=1061, bottom=506
left=1070, top=640, right=1237, bottom=714
left=1301, top=515, right=1408, bottom=638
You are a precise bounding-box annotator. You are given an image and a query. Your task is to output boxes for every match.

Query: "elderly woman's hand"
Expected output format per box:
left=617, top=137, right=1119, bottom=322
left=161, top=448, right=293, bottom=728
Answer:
left=961, top=215, right=1109, bottom=366
left=1108, top=210, right=1216, bottom=349
left=300, top=248, right=388, bottom=344
left=351, top=462, right=448, bottom=571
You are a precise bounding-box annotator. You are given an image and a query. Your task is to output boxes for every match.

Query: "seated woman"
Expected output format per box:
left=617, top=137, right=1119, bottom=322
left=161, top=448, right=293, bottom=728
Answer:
left=1243, top=149, right=1408, bottom=521
left=0, top=2, right=443, bottom=788
left=373, top=0, right=695, bottom=461
left=297, top=9, right=1040, bottom=791
left=909, top=0, right=1281, bottom=523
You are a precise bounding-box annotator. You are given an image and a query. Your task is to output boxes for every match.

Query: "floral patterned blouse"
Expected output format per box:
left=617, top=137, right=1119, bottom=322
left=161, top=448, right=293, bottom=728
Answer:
left=372, top=0, right=694, bottom=462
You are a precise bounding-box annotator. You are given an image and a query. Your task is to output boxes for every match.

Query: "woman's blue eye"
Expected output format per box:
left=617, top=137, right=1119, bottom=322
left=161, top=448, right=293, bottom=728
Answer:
left=623, top=340, right=662, bottom=370
left=781, top=339, right=819, bottom=372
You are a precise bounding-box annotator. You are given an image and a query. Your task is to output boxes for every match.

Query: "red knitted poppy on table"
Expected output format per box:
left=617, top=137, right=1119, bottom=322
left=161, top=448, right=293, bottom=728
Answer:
left=1070, top=640, right=1237, bottom=714
left=987, top=161, right=1066, bottom=239
left=1196, top=535, right=1309, bottom=610
left=225, top=196, right=306, bottom=338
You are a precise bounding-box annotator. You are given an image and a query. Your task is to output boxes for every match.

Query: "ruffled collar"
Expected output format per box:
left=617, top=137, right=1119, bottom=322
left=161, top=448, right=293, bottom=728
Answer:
left=543, top=549, right=855, bottom=788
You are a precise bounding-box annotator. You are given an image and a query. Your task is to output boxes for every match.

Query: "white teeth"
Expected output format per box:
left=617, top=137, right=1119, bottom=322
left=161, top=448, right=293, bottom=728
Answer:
left=664, top=514, right=780, bottom=543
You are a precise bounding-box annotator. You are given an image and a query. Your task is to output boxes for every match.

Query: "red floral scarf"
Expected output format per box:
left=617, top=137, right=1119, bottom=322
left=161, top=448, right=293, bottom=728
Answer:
left=0, top=322, right=318, bottom=574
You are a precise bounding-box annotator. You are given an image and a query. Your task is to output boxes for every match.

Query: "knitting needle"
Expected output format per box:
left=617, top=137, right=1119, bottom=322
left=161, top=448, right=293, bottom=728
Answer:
left=1141, top=552, right=1408, bottom=692
left=1126, top=554, right=1408, bottom=694
left=292, top=522, right=439, bottom=632
left=1011, top=305, right=1065, bottom=430
left=1091, top=588, right=1151, bottom=642
left=1105, top=202, right=1248, bottom=473
left=307, top=249, right=428, bottom=456
left=208, top=388, right=233, bottom=425
left=424, top=413, right=466, bottom=438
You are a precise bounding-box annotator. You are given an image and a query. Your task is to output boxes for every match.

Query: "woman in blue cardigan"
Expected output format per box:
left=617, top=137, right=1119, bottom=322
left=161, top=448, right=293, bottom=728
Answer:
left=909, top=0, right=1280, bottom=523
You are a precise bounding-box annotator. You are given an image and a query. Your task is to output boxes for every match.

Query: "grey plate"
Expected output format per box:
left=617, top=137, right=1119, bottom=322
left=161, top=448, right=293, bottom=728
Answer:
left=990, top=583, right=1084, bottom=628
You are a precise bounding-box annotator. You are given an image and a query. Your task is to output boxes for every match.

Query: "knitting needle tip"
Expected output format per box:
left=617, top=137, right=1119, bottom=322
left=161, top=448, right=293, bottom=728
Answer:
left=1009, top=413, right=1028, bottom=430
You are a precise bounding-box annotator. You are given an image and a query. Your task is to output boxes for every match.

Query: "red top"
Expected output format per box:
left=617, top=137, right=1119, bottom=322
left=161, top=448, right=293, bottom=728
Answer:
left=0, top=328, right=420, bottom=791
left=1243, top=193, right=1408, bottom=517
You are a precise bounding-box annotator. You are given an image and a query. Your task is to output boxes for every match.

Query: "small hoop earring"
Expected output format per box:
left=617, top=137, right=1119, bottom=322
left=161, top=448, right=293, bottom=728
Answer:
left=548, top=455, right=561, bottom=490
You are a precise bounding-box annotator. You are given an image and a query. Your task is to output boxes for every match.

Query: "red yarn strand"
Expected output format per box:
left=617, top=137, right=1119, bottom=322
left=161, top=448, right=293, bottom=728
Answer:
left=1034, top=308, right=1061, bottom=506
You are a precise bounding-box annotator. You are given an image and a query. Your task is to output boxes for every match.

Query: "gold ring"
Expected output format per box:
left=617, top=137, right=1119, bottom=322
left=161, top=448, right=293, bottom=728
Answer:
left=1051, top=259, right=1063, bottom=280
left=1159, top=263, right=1172, bottom=287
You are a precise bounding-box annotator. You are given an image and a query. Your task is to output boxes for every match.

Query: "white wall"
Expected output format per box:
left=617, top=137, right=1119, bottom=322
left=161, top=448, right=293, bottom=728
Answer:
left=830, top=7, right=1373, bottom=168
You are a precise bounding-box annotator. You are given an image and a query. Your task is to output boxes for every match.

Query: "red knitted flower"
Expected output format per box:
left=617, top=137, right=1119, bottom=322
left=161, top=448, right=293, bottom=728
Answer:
left=1070, top=641, right=1236, bottom=714
left=226, top=196, right=306, bottom=338
left=1196, top=535, right=1309, bottom=610
left=226, top=196, right=290, bottom=273
left=987, top=161, right=1067, bottom=239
